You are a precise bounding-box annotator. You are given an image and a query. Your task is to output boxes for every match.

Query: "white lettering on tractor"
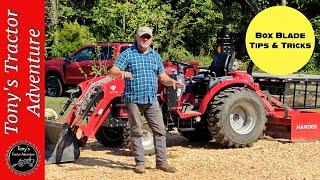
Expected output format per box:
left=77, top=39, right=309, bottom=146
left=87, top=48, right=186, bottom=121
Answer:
left=296, top=124, right=318, bottom=130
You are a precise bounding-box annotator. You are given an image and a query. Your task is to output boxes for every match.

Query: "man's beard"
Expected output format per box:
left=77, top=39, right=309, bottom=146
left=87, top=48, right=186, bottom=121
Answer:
left=138, top=41, right=150, bottom=49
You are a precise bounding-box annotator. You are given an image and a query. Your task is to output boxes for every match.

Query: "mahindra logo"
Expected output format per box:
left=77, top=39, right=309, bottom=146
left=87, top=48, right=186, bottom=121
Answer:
left=296, top=124, right=318, bottom=130
left=110, top=85, right=116, bottom=91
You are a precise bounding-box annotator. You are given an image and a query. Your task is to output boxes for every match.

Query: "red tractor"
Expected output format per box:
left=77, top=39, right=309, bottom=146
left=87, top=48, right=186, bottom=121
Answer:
left=45, top=0, right=320, bottom=164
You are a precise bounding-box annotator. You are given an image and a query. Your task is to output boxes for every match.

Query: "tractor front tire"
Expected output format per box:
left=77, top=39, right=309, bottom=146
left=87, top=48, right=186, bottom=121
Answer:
left=123, top=122, right=155, bottom=155
left=95, top=126, right=124, bottom=147
left=208, top=87, right=267, bottom=148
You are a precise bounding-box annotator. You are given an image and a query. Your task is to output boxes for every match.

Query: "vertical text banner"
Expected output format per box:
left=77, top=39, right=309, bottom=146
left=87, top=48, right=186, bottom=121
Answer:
left=0, top=0, right=44, bottom=179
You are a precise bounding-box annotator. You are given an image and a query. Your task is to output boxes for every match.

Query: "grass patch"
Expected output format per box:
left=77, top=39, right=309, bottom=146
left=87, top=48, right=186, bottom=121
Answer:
left=45, top=96, right=72, bottom=121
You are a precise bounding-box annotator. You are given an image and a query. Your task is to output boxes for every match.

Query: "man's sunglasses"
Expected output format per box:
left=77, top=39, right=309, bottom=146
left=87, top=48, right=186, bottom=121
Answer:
left=140, top=34, right=152, bottom=39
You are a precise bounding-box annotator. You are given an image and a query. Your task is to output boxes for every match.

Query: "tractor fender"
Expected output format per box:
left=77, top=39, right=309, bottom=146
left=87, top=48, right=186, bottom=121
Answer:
left=198, top=78, right=257, bottom=113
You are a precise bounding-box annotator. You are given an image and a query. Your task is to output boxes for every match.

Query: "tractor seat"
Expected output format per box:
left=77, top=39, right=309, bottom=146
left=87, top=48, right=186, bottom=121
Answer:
left=209, top=52, right=236, bottom=77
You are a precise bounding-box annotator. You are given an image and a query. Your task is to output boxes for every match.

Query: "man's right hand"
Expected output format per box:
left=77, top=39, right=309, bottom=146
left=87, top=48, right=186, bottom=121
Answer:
left=108, top=66, right=132, bottom=79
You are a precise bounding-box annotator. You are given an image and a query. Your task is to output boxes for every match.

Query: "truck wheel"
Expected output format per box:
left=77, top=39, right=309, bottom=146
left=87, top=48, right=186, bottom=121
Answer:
left=178, top=127, right=212, bottom=141
left=123, top=122, right=155, bottom=155
left=208, top=87, right=267, bottom=147
left=46, top=76, right=63, bottom=97
left=95, top=126, right=124, bottom=147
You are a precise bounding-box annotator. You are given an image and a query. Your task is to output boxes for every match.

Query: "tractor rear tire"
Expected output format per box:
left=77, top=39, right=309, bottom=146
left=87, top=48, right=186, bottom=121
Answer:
left=95, top=126, right=124, bottom=147
left=123, top=122, right=155, bottom=155
left=208, top=87, right=267, bottom=147
left=178, top=127, right=212, bottom=142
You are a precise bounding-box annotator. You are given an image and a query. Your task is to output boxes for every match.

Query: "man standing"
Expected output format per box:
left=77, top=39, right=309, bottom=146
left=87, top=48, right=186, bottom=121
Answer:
left=108, top=27, right=183, bottom=173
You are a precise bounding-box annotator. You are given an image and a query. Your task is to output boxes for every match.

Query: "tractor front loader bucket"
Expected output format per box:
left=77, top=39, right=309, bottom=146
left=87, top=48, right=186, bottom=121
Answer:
left=45, top=120, right=80, bottom=164
left=45, top=77, right=124, bottom=164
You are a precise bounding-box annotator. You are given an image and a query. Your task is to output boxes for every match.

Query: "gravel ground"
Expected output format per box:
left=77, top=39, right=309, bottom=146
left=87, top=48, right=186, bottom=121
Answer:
left=45, top=131, right=320, bottom=180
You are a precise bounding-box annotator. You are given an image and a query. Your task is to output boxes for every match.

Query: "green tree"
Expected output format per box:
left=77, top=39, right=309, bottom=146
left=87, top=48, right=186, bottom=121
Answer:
left=51, top=22, right=96, bottom=57
left=44, top=0, right=320, bottom=73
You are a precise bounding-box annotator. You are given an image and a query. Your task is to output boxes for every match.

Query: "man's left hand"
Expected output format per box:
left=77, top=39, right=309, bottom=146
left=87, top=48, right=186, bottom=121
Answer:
left=172, top=80, right=184, bottom=89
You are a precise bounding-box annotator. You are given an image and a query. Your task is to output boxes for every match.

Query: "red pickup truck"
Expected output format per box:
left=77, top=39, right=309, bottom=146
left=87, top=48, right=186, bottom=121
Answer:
left=45, top=42, right=133, bottom=96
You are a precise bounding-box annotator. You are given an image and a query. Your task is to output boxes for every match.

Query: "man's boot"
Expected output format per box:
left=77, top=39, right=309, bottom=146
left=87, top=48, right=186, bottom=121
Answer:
left=156, top=162, right=177, bottom=173
left=134, top=163, right=146, bottom=174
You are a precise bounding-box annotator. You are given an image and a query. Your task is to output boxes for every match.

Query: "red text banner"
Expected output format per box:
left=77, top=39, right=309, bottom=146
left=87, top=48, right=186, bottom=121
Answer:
left=0, top=0, right=44, bottom=179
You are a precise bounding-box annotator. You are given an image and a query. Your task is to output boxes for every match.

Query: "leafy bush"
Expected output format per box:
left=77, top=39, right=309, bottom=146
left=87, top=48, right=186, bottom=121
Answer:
left=45, top=108, right=58, bottom=120
left=162, top=46, right=194, bottom=62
